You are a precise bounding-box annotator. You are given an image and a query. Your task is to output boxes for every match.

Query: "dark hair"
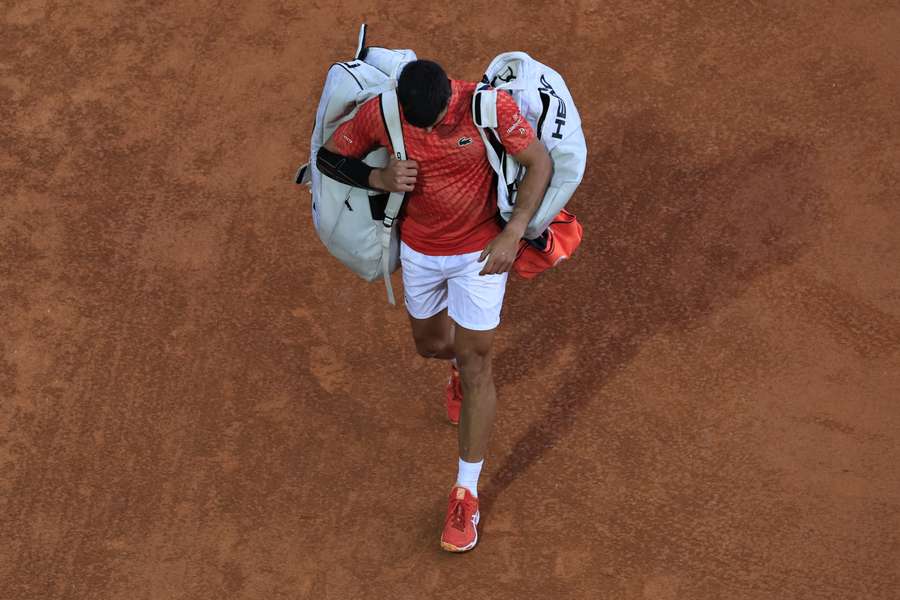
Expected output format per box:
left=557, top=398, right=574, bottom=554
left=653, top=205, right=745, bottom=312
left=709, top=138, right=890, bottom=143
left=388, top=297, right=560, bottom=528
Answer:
left=397, top=60, right=452, bottom=128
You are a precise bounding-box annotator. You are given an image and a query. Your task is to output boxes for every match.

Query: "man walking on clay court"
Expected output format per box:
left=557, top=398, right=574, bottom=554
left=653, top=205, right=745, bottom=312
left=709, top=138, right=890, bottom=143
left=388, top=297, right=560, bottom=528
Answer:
left=316, top=59, right=552, bottom=552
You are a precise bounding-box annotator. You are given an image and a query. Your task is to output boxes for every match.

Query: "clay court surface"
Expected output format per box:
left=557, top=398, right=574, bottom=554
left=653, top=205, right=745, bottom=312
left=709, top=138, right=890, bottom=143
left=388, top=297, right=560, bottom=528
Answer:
left=3, top=1, right=900, bottom=598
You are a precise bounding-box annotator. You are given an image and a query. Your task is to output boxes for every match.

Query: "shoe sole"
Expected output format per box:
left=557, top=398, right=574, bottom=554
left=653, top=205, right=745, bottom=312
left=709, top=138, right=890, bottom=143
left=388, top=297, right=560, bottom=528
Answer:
left=440, top=510, right=480, bottom=552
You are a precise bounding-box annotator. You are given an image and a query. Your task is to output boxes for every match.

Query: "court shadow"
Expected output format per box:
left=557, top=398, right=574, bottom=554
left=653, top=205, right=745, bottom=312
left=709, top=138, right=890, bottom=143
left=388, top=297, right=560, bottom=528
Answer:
left=481, top=110, right=825, bottom=515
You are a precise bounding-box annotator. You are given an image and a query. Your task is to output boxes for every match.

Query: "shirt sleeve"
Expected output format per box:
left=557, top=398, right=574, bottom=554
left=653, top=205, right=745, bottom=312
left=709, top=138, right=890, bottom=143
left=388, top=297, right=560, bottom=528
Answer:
left=329, top=98, right=387, bottom=159
left=494, top=91, right=536, bottom=156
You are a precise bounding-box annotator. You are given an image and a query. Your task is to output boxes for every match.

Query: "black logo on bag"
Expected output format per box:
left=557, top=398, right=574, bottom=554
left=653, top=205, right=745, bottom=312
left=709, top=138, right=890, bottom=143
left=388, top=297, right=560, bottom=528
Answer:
left=458, top=137, right=473, bottom=147
left=495, top=66, right=516, bottom=83
left=538, top=74, right=567, bottom=140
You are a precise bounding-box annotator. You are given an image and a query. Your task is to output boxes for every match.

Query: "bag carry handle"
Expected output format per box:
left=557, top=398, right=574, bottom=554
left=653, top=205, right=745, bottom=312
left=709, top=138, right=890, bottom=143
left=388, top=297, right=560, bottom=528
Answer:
left=483, top=51, right=533, bottom=90
left=378, top=89, right=407, bottom=305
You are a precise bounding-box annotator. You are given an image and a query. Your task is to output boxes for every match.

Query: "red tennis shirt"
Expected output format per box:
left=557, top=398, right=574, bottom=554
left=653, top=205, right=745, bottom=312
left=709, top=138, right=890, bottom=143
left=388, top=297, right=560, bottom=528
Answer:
left=331, top=79, right=536, bottom=256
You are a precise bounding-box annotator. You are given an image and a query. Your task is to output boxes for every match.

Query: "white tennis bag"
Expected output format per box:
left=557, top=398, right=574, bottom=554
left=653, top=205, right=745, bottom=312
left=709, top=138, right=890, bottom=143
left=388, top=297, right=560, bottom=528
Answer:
left=472, top=52, right=587, bottom=240
left=295, top=25, right=414, bottom=304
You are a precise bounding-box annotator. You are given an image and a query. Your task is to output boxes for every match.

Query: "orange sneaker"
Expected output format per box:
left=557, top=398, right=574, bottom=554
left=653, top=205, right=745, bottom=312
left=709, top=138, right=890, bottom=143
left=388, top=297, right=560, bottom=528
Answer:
left=445, top=364, right=462, bottom=425
left=440, top=486, right=480, bottom=552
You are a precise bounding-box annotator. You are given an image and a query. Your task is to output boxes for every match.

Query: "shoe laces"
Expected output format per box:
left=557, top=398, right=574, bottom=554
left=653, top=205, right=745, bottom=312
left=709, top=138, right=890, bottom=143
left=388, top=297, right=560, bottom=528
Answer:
left=448, top=497, right=468, bottom=532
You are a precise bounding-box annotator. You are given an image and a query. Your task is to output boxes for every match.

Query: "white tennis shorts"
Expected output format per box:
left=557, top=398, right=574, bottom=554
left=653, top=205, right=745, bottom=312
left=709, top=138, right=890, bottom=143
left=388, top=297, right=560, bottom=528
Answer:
left=400, top=241, right=509, bottom=331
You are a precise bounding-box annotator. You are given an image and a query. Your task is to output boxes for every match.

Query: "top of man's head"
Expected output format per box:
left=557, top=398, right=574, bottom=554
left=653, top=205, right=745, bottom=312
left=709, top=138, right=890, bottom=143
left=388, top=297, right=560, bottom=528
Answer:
left=397, top=60, right=452, bottom=129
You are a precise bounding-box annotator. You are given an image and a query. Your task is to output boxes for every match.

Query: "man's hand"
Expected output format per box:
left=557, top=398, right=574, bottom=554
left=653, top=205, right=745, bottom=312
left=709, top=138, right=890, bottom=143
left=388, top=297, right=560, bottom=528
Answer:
left=478, top=228, right=523, bottom=276
left=370, top=156, right=418, bottom=192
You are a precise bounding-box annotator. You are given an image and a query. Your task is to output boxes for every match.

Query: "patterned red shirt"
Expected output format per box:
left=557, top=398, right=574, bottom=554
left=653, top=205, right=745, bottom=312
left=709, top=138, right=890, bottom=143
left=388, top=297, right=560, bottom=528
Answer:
left=331, top=79, right=535, bottom=255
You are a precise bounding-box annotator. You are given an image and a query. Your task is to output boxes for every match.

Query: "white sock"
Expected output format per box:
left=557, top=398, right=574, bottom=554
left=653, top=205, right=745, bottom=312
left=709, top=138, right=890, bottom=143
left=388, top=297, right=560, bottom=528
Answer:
left=456, top=458, right=483, bottom=497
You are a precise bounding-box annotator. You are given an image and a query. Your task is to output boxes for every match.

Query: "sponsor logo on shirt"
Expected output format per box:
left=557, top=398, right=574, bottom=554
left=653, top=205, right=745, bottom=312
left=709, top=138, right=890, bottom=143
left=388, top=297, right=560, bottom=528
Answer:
left=457, top=137, right=473, bottom=147
left=342, top=134, right=353, bottom=145
left=505, top=114, right=522, bottom=134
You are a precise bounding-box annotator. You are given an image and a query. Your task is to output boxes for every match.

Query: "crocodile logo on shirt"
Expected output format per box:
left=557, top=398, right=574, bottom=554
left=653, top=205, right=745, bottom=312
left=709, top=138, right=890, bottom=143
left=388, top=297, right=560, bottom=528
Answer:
left=457, top=137, right=473, bottom=147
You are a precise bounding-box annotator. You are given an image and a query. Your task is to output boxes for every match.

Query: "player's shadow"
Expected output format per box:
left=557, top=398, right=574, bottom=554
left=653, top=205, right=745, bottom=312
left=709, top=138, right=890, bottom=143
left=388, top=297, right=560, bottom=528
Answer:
left=481, top=110, right=825, bottom=515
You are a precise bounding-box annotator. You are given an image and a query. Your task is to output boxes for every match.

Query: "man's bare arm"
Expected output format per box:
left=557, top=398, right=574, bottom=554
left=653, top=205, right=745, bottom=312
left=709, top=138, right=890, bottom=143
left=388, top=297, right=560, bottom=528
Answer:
left=478, top=139, right=552, bottom=275
left=504, top=138, right=553, bottom=239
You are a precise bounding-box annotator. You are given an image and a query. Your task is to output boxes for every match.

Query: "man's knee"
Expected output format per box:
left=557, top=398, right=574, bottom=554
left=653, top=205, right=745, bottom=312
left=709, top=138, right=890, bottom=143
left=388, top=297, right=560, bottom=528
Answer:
left=414, top=336, right=450, bottom=359
left=456, top=345, right=492, bottom=379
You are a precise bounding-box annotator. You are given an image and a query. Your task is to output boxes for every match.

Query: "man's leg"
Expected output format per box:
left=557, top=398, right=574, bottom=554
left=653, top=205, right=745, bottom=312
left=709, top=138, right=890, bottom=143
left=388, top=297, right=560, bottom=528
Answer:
left=446, top=257, right=508, bottom=469
left=454, top=325, right=496, bottom=462
left=440, top=325, right=496, bottom=553
left=409, top=310, right=466, bottom=424
left=401, top=241, right=466, bottom=424
left=440, top=252, right=508, bottom=552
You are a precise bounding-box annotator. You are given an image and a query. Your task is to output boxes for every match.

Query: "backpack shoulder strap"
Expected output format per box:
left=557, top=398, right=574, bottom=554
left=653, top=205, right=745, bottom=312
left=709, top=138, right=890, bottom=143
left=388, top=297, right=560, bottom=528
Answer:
left=379, top=89, right=407, bottom=162
left=472, top=85, right=499, bottom=129
left=377, top=89, right=406, bottom=305
left=472, top=84, right=517, bottom=194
